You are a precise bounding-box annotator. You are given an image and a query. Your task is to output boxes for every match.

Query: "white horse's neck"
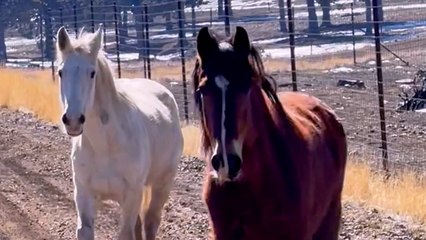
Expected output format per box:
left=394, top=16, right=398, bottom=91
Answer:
left=77, top=55, right=130, bottom=152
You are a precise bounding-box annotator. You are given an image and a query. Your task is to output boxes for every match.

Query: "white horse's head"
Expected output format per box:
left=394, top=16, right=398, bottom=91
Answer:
left=55, top=24, right=103, bottom=137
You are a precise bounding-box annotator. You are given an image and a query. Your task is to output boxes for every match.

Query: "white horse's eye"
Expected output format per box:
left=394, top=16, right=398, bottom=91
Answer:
left=58, top=70, right=63, bottom=78
left=90, top=71, right=96, bottom=78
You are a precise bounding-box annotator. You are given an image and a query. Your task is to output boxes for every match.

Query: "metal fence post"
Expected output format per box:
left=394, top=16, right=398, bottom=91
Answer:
left=73, top=5, right=78, bottom=38
left=351, top=2, right=356, bottom=65
left=372, top=0, right=388, bottom=172
left=140, top=6, right=147, bottom=78
left=113, top=2, right=121, bottom=78
left=90, top=0, right=95, bottom=33
left=47, top=8, right=55, bottom=82
left=224, top=0, right=231, bottom=37
left=177, top=0, right=189, bottom=123
left=287, top=3, right=297, bottom=92
left=210, top=8, right=213, bottom=27
left=39, top=9, right=45, bottom=69
left=103, top=11, right=107, bottom=50
left=143, top=4, right=151, bottom=79
left=59, top=7, right=64, bottom=27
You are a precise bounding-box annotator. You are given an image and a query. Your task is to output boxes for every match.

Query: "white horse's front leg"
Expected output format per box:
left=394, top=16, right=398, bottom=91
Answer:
left=118, top=189, right=144, bottom=240
left=74, top=184, right=96, bottom=240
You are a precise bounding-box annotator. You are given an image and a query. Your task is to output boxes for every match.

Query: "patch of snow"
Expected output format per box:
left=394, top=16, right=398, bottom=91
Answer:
left=329, top=67, right=354, bottom=73
left=154, top=52, right=181, bottom=61
left=151, top=32, right=193, bottom=40
left=415, top=108, right=426, bottom=113
left=5, top=37, right=36, bottom=47
left=262, top=42, right=373, bottom=59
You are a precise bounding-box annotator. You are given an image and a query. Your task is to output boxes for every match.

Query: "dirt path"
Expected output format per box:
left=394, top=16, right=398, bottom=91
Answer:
left=0, top=107, right=424, bottom=240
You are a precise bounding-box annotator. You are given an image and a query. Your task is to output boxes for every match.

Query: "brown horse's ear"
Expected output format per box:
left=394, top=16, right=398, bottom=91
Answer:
left=233, top=26, right=250, bottom=55
left=197, top=27, right=218, bottom=61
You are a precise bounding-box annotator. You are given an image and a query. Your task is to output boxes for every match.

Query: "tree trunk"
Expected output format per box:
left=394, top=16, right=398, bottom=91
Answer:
left=123, top=9, right=128, bottom=37
left=118, top=9, right=127, bottom=50
left=278, top=0, right=287, bottom=32
left=320, top=0, right=331, bottom=27
left=0, top=21, right=6, bottom=62
left=376, top=0, right=384, bottom=21
left=165, top=12, right=173, bottom=31
left=43, top=10, right=53, bottom=61
left=365, top=0, right=372, bottom=35
left=306, top=0, right=319, bottom=33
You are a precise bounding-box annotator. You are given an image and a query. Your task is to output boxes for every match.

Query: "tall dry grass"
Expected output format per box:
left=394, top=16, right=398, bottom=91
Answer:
left=343, top=160, right=426, bottom=223
left=1, top=67, right=425, bottom=225
left=0, top=68, right=61, bottom=123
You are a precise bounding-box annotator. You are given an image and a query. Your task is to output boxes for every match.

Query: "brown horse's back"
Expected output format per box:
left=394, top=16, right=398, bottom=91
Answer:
left=277, top=91, right=347, bottom=171
left=274, top=91, right=347, bottom=238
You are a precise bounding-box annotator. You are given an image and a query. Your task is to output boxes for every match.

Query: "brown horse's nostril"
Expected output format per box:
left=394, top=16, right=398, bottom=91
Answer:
left=228, top=154, right=242, bottom=180
left=61, top=114, right=69, bottom=125
left=211, top=155, right=223, bottom=171
left=79, top=114, right=86, bottom=124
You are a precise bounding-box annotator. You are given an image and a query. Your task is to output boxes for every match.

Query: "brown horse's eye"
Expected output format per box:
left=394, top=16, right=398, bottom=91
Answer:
left=90, top=71, right=96, bottom=78
left=58, top=70, right=62, bottom=78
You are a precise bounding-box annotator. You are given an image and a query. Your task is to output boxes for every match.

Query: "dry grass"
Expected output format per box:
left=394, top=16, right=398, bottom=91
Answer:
left=0, top=68, right=61, bottom=123
left=343, top=160, right=426, bottom=223
left=1, top=67, right=425, bottom=226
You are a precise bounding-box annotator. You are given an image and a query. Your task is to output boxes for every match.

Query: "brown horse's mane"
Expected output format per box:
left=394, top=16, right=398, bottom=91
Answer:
left=192, top=38, right=282, bottom=156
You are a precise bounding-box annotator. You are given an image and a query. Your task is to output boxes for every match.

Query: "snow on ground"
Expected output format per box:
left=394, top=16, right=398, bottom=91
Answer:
left=262, top=41, right=373, bottom=59
left=183, top=0, right=354, bottom=13
left=4, top=2, right=426, bottom=67
left=328, top=67, right=355, bottom=73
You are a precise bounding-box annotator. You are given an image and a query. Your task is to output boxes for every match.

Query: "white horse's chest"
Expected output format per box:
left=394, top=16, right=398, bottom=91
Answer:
left=73, top=150, right=148, bottom=200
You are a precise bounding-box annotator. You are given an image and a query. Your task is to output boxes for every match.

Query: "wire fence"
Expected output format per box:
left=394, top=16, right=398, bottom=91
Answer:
left=4, top=0, right=426, bottom=174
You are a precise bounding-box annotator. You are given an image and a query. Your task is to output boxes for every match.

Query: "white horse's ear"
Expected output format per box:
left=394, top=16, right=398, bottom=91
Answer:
left=57, top=26, right=71, bottom=52
left=89, top=24, right=103, bottom=57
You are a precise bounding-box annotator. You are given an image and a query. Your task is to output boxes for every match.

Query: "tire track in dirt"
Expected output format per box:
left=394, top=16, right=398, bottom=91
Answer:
left=0, top=110, right=116, bottom=239
left=0, top=183, right=54, bottom=240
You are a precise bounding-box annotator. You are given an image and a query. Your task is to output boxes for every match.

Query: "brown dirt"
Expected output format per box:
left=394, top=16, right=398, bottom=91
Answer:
left=0, top=107, right=425, bottom=239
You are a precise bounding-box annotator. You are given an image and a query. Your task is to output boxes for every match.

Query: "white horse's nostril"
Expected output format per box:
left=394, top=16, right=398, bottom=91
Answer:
left=79, top=114, right=86, bottom=124
left=62, top=114, right=70, bottom=125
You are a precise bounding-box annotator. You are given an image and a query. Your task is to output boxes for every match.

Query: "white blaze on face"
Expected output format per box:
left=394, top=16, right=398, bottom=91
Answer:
left=213, top=75, right=230, bottom=182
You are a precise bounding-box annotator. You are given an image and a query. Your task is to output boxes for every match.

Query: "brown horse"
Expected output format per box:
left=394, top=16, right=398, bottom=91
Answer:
left=192, top=26, right=348, bottom=240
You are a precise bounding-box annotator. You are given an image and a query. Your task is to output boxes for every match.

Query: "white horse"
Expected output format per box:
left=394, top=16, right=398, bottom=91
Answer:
left=55, top=24, right=183, bottom=240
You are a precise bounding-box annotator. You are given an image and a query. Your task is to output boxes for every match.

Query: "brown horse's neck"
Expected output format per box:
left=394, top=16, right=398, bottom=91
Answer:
left=242, top=86, right=301, bottom=198
left=244, top=86, right=286, bottom=149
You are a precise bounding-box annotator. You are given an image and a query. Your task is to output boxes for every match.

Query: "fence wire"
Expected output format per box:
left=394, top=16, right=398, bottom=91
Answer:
left=4, top=0, right=426, bottom=174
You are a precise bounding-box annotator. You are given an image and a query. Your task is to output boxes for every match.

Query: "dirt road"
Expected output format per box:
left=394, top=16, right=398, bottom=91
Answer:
left=0, top=107, right=424, bottom=240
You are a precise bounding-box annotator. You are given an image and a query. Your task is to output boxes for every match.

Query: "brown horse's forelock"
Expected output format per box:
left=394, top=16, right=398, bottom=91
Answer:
left=192, top=43, right=281, bottom=155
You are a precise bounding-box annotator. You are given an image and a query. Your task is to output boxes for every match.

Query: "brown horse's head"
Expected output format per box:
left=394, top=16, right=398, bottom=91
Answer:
left=193, top=26, right=278, bottom=183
